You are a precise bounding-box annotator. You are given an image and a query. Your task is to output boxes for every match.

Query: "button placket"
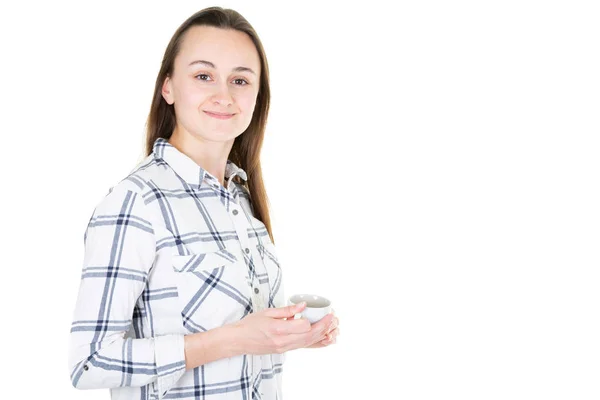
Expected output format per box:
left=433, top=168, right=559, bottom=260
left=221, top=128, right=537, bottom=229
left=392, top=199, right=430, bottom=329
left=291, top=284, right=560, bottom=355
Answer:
left=228, top=205, right=265, bottom=387
left=252, top=285, right=265, bottom=311
left=229, top=205, right=264, bottom=311
left=230, top=207, right=251, bottom=259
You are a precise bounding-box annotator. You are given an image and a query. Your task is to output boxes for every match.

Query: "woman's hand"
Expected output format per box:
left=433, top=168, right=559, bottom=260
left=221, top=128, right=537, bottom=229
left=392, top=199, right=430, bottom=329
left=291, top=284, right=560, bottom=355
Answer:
left=230, top=302, right=336, bottom=355
left=306, top=313, right=339, bottom=348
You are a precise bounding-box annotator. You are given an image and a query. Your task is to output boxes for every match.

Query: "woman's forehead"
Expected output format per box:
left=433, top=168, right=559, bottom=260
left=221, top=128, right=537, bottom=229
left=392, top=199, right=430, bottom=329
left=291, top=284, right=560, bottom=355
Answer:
left=177, top=25, right=260, bottom=72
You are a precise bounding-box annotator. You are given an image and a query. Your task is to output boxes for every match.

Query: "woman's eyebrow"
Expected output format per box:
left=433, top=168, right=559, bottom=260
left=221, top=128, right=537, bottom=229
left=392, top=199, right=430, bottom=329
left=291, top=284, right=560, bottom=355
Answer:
left=188, top=59, right=256, bottom=75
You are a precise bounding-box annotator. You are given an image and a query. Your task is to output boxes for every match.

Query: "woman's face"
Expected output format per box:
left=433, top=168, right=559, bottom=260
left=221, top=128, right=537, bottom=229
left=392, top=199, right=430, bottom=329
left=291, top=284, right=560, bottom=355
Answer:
left=162, top=25, right=261, bottom=144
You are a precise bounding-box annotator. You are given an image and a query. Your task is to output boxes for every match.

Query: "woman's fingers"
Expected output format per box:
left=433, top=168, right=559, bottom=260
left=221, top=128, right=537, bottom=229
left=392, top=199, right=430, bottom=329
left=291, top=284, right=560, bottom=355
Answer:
left=306, top=314, right=335, bottom=345
left=310, top=328, right=338, bottom=348
left=262, top=311, right=340, bottom=352
left=326, top=317, right=339, bottom=334
left=313, top=313, right=335, bottom=335
left=326, top=327, right=339, bottom=341
left=275, top=314, right=334, bottom=350
left=324, top=327, right=339, bottom=344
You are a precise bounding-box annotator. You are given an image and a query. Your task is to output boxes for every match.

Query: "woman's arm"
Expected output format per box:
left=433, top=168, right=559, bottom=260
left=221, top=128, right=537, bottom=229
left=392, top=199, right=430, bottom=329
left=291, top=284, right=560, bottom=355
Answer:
left=68, top=185, right=185, bottom=396
left=181, top=303, right=336, bottom=370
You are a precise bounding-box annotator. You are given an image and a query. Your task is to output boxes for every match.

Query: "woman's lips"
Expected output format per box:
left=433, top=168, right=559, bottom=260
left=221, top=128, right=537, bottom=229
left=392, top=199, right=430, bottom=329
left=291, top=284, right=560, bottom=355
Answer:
left=204, top=111, right=235, bottom=120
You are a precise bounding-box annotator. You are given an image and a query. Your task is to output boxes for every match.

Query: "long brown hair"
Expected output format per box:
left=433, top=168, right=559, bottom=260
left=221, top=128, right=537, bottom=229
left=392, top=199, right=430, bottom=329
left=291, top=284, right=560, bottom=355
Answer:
left=145, top=7, right=275, bottom=244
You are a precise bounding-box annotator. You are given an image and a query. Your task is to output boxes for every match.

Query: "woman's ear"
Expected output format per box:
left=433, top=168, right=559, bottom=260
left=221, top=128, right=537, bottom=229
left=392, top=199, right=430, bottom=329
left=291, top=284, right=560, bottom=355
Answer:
left=161, top=76, right=174, bottom=105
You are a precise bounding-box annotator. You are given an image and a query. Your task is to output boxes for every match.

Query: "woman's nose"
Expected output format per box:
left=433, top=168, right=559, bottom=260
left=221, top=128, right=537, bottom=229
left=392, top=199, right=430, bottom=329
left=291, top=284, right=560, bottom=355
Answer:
left=211, top=82, right=234, bottom=106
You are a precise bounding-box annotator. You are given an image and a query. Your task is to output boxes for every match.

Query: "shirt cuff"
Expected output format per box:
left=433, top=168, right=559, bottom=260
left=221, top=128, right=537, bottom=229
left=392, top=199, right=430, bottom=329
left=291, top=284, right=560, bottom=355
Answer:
left=155, top=334, right=186, bottom=398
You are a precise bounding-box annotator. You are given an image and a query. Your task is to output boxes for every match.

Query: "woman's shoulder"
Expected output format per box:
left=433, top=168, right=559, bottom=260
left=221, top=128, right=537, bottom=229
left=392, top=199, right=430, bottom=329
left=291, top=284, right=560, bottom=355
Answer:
left=93, top=154, right=164, bottom=209
left=108, top=152, right=178, bottom=195
left=118, top=154, right=163, bottom=192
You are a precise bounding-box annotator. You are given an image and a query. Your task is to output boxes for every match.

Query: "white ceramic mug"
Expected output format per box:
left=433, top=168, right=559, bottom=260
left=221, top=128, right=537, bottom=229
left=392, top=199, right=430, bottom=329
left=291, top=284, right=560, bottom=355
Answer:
left=288, top=294, right=332, bottom=323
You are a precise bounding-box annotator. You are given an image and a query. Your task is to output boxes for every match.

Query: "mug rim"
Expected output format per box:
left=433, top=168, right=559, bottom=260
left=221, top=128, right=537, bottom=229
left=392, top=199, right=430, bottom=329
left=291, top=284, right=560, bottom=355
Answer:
left=288, top=293, right=331, bottom=308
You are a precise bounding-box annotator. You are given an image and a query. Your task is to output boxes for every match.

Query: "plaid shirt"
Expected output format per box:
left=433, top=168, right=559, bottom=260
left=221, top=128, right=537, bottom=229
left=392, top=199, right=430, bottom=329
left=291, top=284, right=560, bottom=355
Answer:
left=69, top=138, right=285, bottom=399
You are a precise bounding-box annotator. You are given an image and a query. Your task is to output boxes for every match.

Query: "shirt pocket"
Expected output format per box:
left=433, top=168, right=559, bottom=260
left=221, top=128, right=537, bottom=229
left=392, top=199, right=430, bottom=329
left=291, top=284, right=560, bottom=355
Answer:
left=172, top=248, right=250, bottom=334
left=257, top=241, right=284, bottom=309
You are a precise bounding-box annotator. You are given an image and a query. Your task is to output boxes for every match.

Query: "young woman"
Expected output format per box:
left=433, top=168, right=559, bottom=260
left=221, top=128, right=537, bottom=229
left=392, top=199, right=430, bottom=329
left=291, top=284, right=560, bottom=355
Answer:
left=68, top=7, right=339, bottom=399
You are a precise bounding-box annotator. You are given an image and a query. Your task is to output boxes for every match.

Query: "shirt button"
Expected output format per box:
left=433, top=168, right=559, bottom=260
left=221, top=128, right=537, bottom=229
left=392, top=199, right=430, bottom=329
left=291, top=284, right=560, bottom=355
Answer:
left=245, top=248, right=250, bottom=254
left=254, top=287, right=260, bottom=294
left=232, top=209, right=238, bottom=216
left=83, top=365, right=89, bottom=371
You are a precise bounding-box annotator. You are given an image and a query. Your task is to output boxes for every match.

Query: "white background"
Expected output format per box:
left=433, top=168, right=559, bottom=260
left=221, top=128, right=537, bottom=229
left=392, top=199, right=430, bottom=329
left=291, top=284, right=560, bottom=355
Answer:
left=1, top=1, right=599, bottom=399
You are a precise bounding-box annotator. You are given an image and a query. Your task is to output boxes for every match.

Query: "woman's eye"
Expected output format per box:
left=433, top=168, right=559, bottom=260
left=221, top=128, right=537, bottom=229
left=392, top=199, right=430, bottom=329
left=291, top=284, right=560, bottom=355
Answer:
left=194, top=74, right=248, bottom=86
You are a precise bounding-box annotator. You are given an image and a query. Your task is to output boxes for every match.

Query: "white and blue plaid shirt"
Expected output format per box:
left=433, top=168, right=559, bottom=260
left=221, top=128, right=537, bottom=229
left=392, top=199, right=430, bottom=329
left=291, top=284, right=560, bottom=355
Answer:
left=69, top=138, right=285, bottom=399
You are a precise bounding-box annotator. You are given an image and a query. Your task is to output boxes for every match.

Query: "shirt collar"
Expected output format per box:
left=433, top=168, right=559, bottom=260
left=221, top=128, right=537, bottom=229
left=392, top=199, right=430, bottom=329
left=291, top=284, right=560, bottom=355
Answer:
left=152, top=137, right=248, bottom=189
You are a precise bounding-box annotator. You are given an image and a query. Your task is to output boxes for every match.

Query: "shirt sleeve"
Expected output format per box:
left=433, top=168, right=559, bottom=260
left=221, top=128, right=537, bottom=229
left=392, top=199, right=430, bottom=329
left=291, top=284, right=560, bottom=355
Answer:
left=68, top=185, right=186, bottom=395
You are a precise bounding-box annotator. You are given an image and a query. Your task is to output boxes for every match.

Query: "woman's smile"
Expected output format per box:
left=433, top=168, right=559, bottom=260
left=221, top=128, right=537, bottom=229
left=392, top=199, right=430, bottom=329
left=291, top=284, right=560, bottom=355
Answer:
left=203, top=110, right=236, bottom=119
